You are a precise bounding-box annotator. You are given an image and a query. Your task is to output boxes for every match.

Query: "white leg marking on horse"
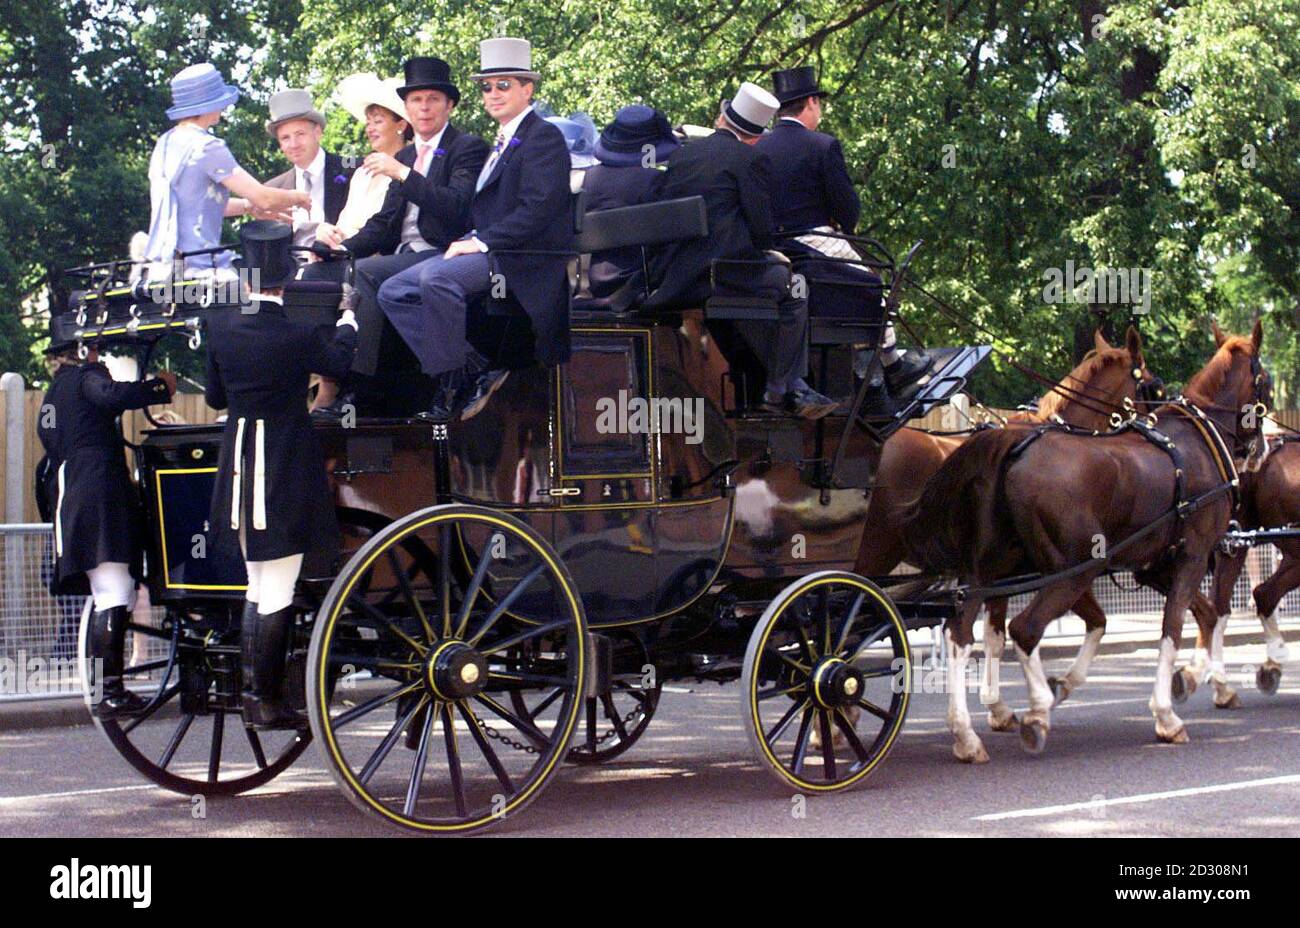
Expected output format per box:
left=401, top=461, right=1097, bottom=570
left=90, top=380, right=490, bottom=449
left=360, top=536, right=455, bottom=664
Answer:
left=1015, top=643, right=1052, bottom=723
left=946, top=628, right=987, bottom=763
left=1063, top=627, right=1104, bottom=692
left=1261, top=615, right=1290, bottom=663
left=1150, top=636, right=1187, bottom=741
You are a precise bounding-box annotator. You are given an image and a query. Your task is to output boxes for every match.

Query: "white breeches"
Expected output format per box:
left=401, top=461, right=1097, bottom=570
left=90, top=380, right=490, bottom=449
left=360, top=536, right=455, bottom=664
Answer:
left=239, top=527, right=302, bottom=614
left=86, top=562, right=137, bottom=612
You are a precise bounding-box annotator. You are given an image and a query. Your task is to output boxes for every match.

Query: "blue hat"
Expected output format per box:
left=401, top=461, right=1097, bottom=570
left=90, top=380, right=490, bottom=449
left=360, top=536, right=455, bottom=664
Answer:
left=545, top=112, right=598, bottom=168
left=166, top=63, right=240, bottom=120
left=595, top=105, right=680, bottom=167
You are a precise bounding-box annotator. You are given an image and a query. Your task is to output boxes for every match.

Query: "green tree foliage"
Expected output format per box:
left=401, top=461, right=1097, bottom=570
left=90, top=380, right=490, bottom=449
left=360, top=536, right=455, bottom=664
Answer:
left=2, top=0, right=1297, bottom=403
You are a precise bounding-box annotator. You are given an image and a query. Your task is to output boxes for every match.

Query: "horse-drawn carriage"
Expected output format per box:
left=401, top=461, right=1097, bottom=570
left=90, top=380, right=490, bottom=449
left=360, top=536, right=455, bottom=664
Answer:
left=59, top=195, right=1000, bottom=832
left=63, top=189, right=1284, bottom=834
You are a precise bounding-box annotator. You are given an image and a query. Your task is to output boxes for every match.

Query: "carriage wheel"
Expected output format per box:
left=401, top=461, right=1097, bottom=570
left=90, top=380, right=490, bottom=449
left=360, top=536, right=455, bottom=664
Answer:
left=509, top=629, right=661, bottom=765
left=307, top=504, right=587, bottom=833
left=78, top=599, right=310, bottom=796
left=741, top=571, right=910, bottom=792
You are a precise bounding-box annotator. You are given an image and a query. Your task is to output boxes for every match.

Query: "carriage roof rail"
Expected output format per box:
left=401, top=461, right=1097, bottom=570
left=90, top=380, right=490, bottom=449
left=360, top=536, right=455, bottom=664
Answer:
left=64, top=243, right=239, bottom=279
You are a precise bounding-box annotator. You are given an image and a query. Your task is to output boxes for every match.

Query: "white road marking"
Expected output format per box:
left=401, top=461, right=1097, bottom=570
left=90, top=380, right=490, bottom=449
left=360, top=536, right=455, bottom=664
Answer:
left=0, top=783, right=158, bottom=805
left=974, top=773, right=1300, bottom=821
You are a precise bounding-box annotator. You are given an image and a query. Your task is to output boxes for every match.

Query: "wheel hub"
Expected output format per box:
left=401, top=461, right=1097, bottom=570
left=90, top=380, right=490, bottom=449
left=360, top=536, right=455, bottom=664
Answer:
left=810, top=657, right=863, bottom=709
left=425, top=641, right=488, bottom=700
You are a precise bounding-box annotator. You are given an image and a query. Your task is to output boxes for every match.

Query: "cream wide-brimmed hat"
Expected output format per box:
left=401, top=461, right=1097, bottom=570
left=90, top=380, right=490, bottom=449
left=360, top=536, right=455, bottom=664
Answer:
left=333, top=73, right=407, bottom=124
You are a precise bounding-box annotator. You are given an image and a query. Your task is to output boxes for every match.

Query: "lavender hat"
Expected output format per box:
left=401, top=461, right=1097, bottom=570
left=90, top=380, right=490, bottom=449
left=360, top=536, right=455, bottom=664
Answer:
left=166, top=63, right=240, bottom=120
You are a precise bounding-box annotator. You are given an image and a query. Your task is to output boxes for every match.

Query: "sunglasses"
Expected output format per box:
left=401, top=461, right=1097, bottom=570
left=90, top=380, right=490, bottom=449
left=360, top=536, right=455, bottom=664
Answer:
left=478, top=79, right=517, bottom=93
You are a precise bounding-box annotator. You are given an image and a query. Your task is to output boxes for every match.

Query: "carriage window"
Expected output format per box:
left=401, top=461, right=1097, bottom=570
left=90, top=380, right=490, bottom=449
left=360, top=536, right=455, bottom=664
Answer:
left=560, top=332, right=652, bottom=477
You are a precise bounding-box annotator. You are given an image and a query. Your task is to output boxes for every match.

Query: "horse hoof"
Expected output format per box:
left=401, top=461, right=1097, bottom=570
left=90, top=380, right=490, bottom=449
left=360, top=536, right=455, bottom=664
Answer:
left=1171, top=667, right=1196, bottom=704
left=1019, top=720, right=1048, bottom=755
left=1214, top=690, right=1242, bottom=710
left=1157, top=725, right=1189, bottom=745
left=953, top=740, right=989, bottom=764
left=1048, top=677, right=1070, bottom=706
left=987, top=711, right=1019, bottom=732
left=1257, top=665, right=1282, bottom=696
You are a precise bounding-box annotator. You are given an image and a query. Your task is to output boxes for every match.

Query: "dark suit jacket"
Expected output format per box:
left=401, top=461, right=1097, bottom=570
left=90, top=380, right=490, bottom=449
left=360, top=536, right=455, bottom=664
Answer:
left=581, top=163, right=664, bottom=298
left=341, top=124, right=489, bottom=258
left=754, top=119, right=860, bottom=235
left=267, top=151, right=353, bottom=225
left=646, top=129, right=774, bottom=308
left=472, top=109, right=574, bottom=368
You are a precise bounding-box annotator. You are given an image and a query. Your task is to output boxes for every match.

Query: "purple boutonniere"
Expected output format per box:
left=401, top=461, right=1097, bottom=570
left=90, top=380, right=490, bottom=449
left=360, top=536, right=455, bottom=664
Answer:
left=432, top=148, right=447, bottom=158
left=507, top=137, right=522, bottom=148
left=333, top=173, right=348, bottom=184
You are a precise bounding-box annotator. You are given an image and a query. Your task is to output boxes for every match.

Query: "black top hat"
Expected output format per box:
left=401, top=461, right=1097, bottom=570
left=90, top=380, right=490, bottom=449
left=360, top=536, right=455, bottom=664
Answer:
left=771, top=66, right=827, bottom=105
left=594, top=104, right=681, bottom=167
left=234, top=220, right=296, bottom=291
left=46, top=310, right=81, bottom=355
left=398, top=57, right=460, bottom=105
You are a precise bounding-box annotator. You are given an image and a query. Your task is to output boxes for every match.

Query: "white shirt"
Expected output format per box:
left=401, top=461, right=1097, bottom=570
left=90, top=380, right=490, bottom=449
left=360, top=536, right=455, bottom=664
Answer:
left=399, top=124, right=449, bottom=253
left=291, top=147, right=326, bottom=246
left=475, top=104, right=533, bottom=192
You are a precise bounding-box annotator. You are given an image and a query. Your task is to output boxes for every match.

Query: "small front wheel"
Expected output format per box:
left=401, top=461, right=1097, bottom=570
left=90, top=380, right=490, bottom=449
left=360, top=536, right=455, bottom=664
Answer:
left=741, top=571, right=910, bottom=792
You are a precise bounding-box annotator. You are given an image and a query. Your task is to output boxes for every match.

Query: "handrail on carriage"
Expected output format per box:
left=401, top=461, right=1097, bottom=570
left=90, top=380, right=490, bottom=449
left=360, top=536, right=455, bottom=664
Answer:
left=772, top=227, right=896, bottom=274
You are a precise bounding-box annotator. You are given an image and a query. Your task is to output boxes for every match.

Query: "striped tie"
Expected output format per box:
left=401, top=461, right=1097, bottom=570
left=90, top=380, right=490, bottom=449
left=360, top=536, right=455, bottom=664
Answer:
left=476, top=131, right=507, bottom=192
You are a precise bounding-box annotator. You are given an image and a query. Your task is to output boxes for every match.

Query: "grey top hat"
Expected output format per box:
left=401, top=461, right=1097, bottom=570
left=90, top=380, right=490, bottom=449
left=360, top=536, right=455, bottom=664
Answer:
left=265, top=89, right=326, bottom=136
left=471, top=38, right=541, bottom=81
left=720, top=81, right=779, bottom=136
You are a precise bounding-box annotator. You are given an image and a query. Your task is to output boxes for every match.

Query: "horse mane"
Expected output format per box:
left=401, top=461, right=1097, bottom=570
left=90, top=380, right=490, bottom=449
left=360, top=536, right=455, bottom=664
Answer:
left=1033, top=347, right=1126, bottom=421
left=1184, top=336, right=1252, bottom=406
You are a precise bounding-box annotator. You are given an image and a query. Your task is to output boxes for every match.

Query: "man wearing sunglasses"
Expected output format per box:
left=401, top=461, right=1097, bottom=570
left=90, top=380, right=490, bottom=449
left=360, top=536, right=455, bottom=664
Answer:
left=377, top=37, right=573, bottom=421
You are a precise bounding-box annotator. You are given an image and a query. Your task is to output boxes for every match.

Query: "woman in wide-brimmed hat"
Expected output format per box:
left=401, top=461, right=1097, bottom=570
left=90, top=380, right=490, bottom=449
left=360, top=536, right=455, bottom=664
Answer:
left=140, top=63, right=308, bottom=281
left=313, top=73, right=413, bottom=250
left=543, top=111, right=599, bottom=192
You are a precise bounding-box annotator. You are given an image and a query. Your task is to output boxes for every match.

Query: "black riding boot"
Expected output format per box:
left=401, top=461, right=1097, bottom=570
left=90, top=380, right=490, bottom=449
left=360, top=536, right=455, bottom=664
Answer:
left=87, top=605, right=149, bottom=718
left=240, top=602, right=299, bottom=728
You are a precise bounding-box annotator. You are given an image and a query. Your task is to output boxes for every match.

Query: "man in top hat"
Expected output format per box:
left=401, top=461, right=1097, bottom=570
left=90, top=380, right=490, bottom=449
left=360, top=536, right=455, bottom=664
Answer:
left=645, top=82, right=838, bottom=419
left=303, top=57, right=489, bottom=418
left=266, top=89, right=354, bottom=250
left=377, top=37, right=573, bottom=422
left=757, top=66, right=931, bottom=412
left=580, top=104, right=679, bottom=303
left=204, top=221, right=358, bottom=727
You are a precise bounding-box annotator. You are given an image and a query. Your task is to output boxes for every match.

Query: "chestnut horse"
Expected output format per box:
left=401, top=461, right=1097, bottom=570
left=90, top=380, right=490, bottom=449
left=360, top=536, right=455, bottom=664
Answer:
left=905, top=323, right=1268, bottom=762
left=856, top=326, right=1170, bottom=733
left=1193, top=435, right=1299, bottom=695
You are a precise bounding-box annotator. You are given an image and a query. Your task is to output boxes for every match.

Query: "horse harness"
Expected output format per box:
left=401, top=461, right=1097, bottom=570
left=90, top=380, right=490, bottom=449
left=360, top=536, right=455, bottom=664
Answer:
left=1005, top=397, right=1241, bottom=562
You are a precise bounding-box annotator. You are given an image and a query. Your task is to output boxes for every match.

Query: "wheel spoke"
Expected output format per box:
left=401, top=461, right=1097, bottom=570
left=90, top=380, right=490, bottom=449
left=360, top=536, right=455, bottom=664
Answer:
left=600, top=693, right=629, bottom=743
left=585, top=697, right=598, bottom=753
left=442, top=702, right=468, bottom=818
left=459, top=701, right=516, bottom=795
left=245, top=726, right=268, bottom=769
left=388, top=549, right=435, bottom=644
left=359, top=695, right=426, bottom=785
left=347, top=593, right=428, bottom=656
left=847, top=621, right=894, bottom=662
left=766, top=645, right=810, bottom=676
left=856, top=697, right=892, bottom=722
left=402, top=699, right=438, bottom=817
left=440, top=523, right=453, bottom=638
left=791, top=706, right=814, bottom=775
left=126, top=622, right=173, bottom=641
left=208, top=710, right=225, bottom=783
left=479, top=620, right=570, bottom=658
left=832, top=708, right=870, bottom=763
left=821, top=587, right=833, bottom=656
left=795, top=621, right=818, bottom=663
left=473, top=693, right=552, bottom=749
left=766, top=696, right=811, bottom=744
left=488, top=670, right=570, bottom=687
left=332, top=680, right=423, bottom=729
left=468, top=564, right=546, bottom=647
left=453, top=540, right=499, bottom=640
left=122, top=684, right=180, bottom=734
left=157, top=713, right=195, bottom=770
left=524, top=686, right=565, bottom=721
left=757, top=682, right=806, bottom=701
left=834, top=591, right=866, bottom=655
left=818, top=710, right=837, bottom=781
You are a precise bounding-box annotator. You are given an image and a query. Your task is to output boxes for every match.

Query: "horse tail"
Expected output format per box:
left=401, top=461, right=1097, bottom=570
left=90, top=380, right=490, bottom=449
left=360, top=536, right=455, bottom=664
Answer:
left=900, top=427, right=1026, bottom=574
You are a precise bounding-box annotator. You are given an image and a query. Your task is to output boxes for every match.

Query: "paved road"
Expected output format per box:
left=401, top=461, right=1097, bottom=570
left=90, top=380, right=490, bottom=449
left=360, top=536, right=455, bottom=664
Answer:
left=3, top=639, right=1298, bottom=837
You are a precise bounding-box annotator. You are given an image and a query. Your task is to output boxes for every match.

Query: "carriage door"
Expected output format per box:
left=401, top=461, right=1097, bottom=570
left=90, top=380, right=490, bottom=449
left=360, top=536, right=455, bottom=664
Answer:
left=552, top=327, right=656, bottom=623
